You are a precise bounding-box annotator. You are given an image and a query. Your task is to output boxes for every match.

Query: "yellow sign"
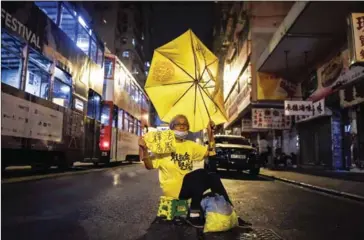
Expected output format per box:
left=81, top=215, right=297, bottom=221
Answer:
left=349, top=13, right=364, bottom=64
left=257, top=72, right=300, bottom=100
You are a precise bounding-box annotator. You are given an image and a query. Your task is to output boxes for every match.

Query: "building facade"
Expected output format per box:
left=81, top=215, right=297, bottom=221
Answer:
left=82, top=2, right=151, bottom=87
left=255, top=2, right=364, bottom=170
left=213, top=1, right=296, bottom=154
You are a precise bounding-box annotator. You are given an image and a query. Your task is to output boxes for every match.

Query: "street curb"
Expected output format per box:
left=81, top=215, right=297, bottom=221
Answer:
left=1, top=164, right=139, bottom=184
left=259, top=173, right=364, bottom=203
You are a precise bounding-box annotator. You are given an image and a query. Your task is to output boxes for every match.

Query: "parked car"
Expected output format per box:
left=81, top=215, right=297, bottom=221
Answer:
left=204, top=135, right=260, bottom=175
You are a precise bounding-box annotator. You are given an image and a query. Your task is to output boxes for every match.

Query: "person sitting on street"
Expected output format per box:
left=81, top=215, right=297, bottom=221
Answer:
left=138, top=114, right=250, bottom=228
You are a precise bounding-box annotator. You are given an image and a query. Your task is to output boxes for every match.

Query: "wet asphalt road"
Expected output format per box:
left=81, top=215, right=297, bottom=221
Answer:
left=2, top=163, right=364, bottom=240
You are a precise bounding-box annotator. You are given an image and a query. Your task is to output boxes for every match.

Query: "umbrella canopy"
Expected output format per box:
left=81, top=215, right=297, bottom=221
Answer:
left=145, top=29, right=227, bottom=132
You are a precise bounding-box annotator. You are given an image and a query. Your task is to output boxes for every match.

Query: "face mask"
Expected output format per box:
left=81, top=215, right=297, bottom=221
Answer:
left=174, top=130, right=188, bottom=139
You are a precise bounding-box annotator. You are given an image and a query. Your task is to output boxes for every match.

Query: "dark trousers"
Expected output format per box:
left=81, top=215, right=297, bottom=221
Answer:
left=178, top=169, right=232, bottom=212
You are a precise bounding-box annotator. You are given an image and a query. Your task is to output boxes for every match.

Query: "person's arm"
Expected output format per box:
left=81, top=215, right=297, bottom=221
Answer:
left=138, top=137, right=154, bottom=170
left=204, top=120, right=216, bottom=157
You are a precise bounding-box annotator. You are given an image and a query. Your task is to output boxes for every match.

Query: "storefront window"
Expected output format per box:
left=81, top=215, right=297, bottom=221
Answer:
left=25, top=48, right=52, bottom=100
left=59, top=5, right=77, bottom=41
left=1, top=31, right=24, bottom=89
left=35, top=1, right=59, bottom=24
left=77, top=24, right=90, bottom=56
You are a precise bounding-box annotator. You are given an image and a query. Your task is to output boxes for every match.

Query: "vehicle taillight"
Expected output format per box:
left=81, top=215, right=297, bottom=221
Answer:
left=103, top=141, right=109, bottom=148
left=100, top=140, right=110, bottom=150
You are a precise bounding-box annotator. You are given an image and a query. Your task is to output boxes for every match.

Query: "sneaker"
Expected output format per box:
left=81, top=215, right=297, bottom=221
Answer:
left=237, top=217, right=252, bottom=228
left=185, top=216, right=204, bottom=228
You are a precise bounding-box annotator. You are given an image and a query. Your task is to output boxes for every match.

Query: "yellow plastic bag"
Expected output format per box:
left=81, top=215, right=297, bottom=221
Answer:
left=204, top=210, right=238, bottom=233
left=201, top=194, right=239, bottom=233
left=144, top=130, right=176, bottom=154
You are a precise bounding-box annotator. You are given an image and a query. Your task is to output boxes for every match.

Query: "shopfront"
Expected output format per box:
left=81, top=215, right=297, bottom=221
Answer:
left=255, top=2, right=364, bottom=170
left=340, top=79, right=364, bottom=169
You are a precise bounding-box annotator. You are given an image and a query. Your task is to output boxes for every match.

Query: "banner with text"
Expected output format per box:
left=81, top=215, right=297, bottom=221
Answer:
left=309, top=49, right=364, bottom=102
left=284, top=100, right=313, bottom=116
left=257, top=72, right=301, bottom=100
left=348, top=13, right=364, bottom=65
left=252, top=108, right=291, bottom=129
left=1, top=93, right=63, bottom=142
left=339, top=80, right=364, bottom=108
left=295, top=99, right=331, bottom=123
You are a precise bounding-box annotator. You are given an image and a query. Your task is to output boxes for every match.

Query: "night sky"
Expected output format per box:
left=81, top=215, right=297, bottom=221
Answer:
left=150, top=2, right=215, bottom=53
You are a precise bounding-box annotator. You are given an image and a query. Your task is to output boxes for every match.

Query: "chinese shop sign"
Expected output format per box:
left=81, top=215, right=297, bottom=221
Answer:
left=309, top=48, right=364, bottom=102
left=348, top=13, right=364, bottom=64
left=339, top=80, right=364, bottom=108
left=284, top=100, right=313, bottom=116
left=295, top=99, right=329, bottom=123
left=252, top=108, right=291, bottom=129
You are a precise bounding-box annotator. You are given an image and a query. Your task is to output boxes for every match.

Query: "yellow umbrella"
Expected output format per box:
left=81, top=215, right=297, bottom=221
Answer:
left=145, top=29, right=227, bottom=132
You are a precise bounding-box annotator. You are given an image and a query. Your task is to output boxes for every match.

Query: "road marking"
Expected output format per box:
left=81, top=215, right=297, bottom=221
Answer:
left=2, top=164, right=140, bottom=184
left=259, top=173, right=364, bottom=204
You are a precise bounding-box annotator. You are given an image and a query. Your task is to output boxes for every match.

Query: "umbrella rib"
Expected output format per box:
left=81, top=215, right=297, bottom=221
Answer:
left=198, top=84, right=226, bottom=118
left=200, top=66, right=206, bottom=81
left=206, top=58, right=218, bottom=68
left=194, top=83, right=197, bottom=131
left=205, top=66, right=216, bottom=83
left=190, top=31, right=198, bottom=80
left=202, top=79, right=213, bottom=88
left=155, top=50, right=196, bottom=81
left=201, top=58, right=217, bottom=80
left=197, top=84, right=211, bottom=120
left=145, top=80, right=194, bottom=88
left=171, top=83, right=195, bottom=107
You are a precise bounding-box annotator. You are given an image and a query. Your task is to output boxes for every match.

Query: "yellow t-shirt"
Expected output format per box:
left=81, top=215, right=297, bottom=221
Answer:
left=152, top=140, right=208, bottom=199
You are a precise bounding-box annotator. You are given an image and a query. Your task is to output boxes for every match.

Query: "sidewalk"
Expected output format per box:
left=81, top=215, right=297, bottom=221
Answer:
left=260, top=168, right=364, bottom=200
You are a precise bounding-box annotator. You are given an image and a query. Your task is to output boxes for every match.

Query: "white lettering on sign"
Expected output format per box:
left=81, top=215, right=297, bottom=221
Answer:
left=1, top=8, right=41, bottom=49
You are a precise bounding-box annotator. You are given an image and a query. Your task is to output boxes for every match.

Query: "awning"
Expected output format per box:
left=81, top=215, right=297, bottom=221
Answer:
left=256, top=1, right=364, bottom=80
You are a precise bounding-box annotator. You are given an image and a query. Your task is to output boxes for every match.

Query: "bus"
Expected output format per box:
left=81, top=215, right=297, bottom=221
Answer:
left=1, top=1, right=106, bottom=170
left=97, top=53, right=150, bottom=164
